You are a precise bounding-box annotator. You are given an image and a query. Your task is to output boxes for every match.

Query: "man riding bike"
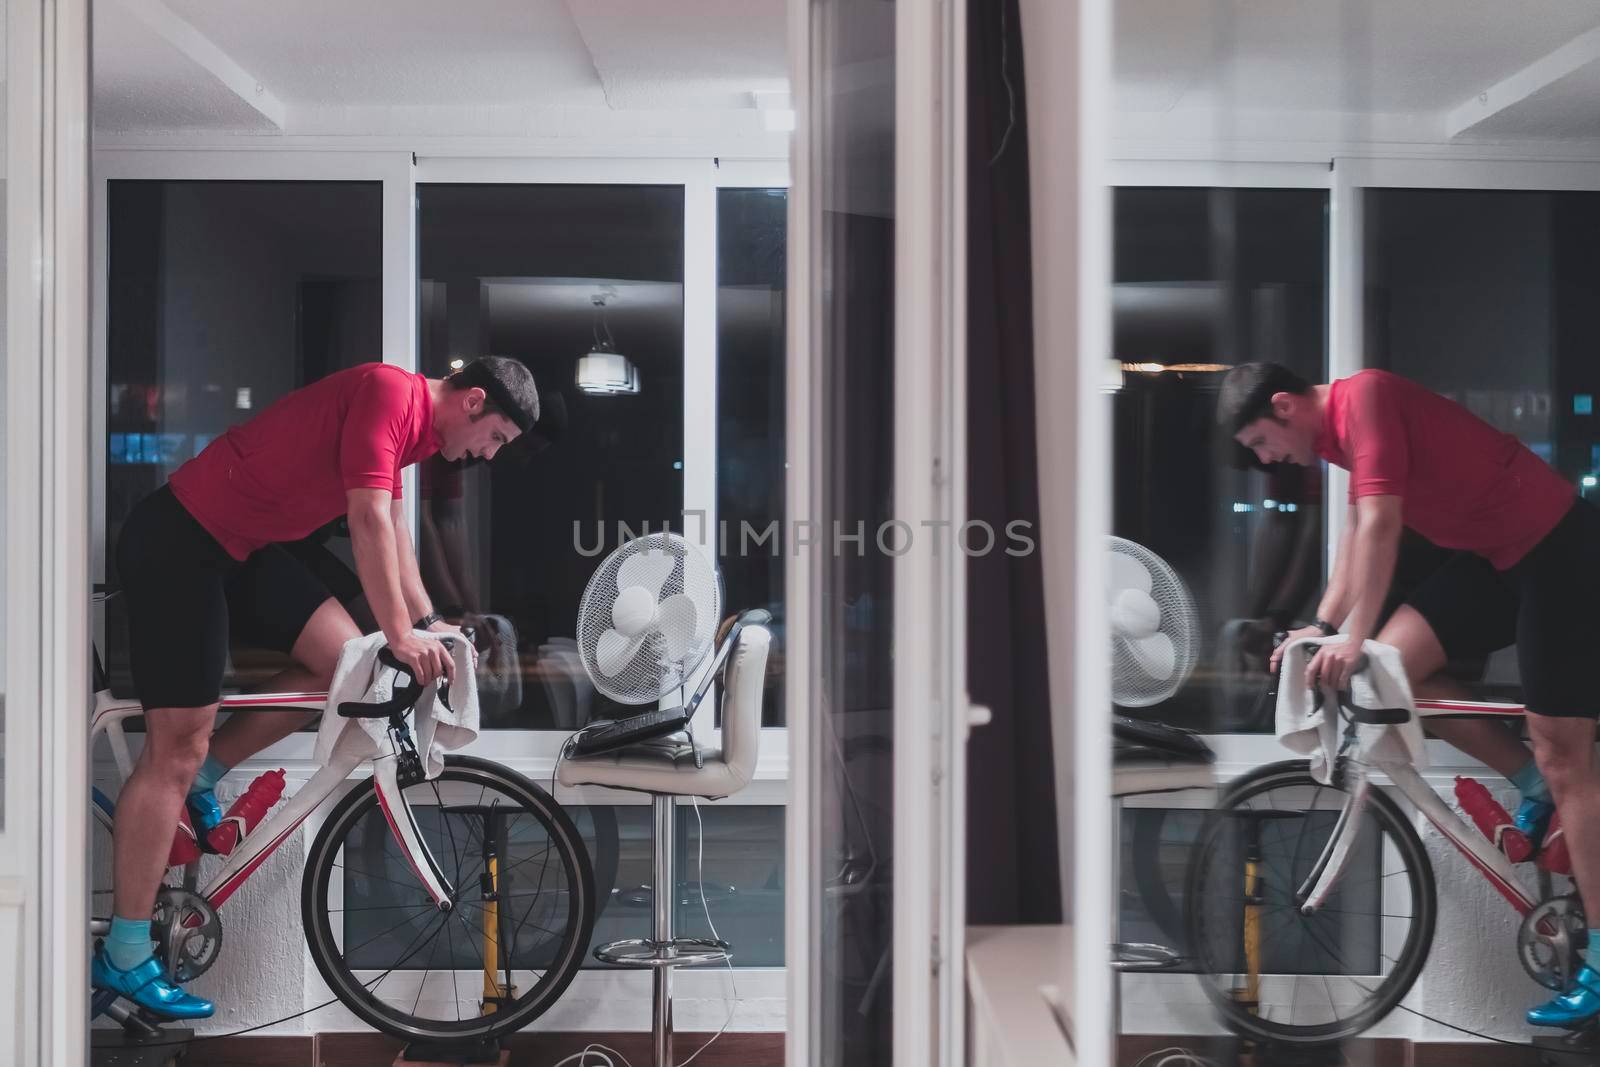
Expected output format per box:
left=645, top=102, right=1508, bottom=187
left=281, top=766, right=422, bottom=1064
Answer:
left=95, top=357, right=540, bottom=1019
left=1220, top=362, right=1600, bottom=1028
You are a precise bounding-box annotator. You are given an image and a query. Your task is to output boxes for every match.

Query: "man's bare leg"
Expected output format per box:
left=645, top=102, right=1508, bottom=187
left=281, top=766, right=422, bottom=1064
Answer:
left=112, top=704, right=217, bottom=921
left=1376, top=605, right=1534, bottom=777
left=1524, top=715, right=1600, bottom=1024
left=205, top=598, right=361, bottom=769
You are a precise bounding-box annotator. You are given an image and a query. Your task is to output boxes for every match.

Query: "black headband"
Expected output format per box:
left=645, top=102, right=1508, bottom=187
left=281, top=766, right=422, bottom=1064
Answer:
left=453, top=361, right=537, bottom=433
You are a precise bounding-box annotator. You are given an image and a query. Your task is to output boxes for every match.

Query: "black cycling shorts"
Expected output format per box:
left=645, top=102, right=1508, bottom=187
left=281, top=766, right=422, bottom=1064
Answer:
left=115, top=486, right=335, bottom=708
left=1407, top=498, right=1600, bottom=718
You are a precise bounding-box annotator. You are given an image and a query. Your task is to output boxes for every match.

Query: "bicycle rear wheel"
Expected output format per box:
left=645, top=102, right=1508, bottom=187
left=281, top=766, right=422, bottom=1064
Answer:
left=1184, top=760, right=1436, bottom=1046
left=302, top=756, right=595, bottom=1043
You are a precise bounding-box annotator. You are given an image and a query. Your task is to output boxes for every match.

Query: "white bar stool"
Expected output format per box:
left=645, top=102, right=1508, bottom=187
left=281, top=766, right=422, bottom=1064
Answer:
left=558, top=625, right=771, bottom=1067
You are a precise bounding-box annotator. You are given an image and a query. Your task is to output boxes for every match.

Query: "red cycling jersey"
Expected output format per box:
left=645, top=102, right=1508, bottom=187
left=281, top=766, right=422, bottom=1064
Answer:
left=169, top=363, right=440, bottom=560
left=1314, top=369, right=1573, bottom=570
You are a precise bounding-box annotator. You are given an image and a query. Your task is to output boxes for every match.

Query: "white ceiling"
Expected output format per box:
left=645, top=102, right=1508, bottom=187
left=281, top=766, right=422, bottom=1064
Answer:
left=93, top=0, right=788, bottom=137
left=1114, top=0, right=1600, bottom=144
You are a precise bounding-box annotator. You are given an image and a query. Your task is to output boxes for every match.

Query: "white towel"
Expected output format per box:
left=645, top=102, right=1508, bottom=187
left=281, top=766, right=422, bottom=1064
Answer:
left=1275, top=635, right=1425, bottom=783
left=313, top=631, right=479, bottom=779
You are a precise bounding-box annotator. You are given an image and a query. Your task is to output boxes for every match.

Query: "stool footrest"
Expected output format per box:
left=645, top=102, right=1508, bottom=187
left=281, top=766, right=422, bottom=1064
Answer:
left=594, top=937, right=731, bottom=969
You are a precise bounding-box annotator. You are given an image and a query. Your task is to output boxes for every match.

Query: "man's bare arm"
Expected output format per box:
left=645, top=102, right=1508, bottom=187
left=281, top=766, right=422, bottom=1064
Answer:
left=391, top=497, right=434, bottom=624
left=1313, top=504, right=1360, bottom=627
left=348, top=488, right=451, bottom=683
left=1339, top=494, right=1403, bottom=644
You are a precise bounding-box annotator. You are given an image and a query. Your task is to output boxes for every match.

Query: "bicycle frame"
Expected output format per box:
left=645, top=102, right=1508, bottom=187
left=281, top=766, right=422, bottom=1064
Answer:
left=90, top=686, right=452, bottom=914
left=1298, top=699, right=1540, bottom=921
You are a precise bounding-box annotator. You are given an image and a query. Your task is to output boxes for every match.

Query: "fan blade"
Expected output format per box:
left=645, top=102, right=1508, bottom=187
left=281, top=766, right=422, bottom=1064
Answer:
left=612, top=584, right=660, bottom=637
left=654, top=594, right=700, bottom=663
left=1128, top=632, right=1176, bottom=680
left=1108, top=549, right=1153, bottom=597
left=1109, top=587, right=1162, bottom=639
left=618, top=551, right=675, bottom=600
left=597, top=627, right=647, bottom=678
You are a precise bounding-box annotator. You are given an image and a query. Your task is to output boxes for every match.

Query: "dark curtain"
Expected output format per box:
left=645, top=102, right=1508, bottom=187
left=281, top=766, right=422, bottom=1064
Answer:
left=965, top=0, right=1060, bottom=924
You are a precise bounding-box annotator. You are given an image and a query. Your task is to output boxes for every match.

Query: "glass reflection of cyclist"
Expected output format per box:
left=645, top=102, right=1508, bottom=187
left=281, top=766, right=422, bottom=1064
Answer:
left=1222, top=361, right=1600, bottom=1028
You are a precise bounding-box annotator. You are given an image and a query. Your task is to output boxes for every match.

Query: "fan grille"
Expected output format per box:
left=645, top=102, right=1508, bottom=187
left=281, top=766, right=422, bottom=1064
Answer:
left=1108, top=536, right=1198, bottom=707
left=576, top=532, right=723, bottom=704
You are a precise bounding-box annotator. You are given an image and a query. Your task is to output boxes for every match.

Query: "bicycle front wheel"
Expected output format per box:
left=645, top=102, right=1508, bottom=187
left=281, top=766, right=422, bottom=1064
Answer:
left=302, top=756, right=596, bottom=1043
left=1184, top=760, right=1436, bottom=1046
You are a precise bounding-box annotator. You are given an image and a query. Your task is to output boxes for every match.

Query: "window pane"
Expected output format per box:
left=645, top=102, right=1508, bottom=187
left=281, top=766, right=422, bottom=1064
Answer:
left=1365, top=189, right=1600, bottom=702
left=343, top=803, right=785, bottom=970
left=810, top=0, right=897, bottom=1059
left=1112, top=187, right=1328, bottom=733
left=417, top=184, right=684, bottom=730
left=104, top=181, right=384, bottom=695
left=716, top=187, right=788, bottom=727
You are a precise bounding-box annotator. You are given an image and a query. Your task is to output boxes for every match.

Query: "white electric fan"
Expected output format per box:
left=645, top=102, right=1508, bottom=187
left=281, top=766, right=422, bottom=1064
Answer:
left=576, top=532, right=723, bottom=706
left=1107, top=536, right=1198, bottom=707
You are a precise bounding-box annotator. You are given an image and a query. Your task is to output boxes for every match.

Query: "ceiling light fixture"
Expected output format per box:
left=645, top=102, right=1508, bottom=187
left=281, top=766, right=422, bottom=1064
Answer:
left=576, top=291, right=640, bottom=397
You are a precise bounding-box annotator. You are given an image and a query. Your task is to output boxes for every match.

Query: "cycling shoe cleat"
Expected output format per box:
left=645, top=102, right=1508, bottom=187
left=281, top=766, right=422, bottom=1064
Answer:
left=91, top=950, right=214, bottom=1020
left=1516, top=797, right=1556, bottom=848
left=187, top=788, right=223, bottom=836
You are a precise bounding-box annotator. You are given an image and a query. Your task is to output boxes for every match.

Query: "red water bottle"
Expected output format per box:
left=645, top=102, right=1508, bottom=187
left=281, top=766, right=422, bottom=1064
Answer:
left=1538, top=813, right=1573, bottom=876
left=168, top=807, right=201, bottom=867
left=1455, top=775, right=1532, bottom=863
left=206, top=769, right=287, bottom=856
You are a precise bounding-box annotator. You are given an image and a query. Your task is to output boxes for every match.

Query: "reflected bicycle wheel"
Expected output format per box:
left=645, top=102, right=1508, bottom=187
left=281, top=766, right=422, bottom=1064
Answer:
left=1184, top=760, right=1436, bottom=1046
left=302, top=756, right=595, bottom=1042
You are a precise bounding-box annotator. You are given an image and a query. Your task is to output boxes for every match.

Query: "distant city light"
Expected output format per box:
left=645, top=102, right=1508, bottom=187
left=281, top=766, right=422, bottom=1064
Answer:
left=1584, top=475, right=1597, bottom=489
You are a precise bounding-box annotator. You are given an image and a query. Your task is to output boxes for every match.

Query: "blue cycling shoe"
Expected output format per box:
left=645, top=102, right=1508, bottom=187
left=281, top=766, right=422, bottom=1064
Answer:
left=1515, top=796, right=1556, bottom=847
left=91, top=950, right=214, bottom=1020
left=187, top=788, right=223, bottom=838
left=1529, top=964, right=1600, bottom=1028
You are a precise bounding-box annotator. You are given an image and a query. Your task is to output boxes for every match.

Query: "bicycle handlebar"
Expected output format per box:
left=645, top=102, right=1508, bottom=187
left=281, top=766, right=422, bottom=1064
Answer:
left=1272, top=634, right=1410, bottom=725
left=337, top=638, right=457, bottom=720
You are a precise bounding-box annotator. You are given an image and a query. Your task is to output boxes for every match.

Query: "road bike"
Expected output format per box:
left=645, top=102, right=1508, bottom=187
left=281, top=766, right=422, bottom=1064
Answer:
left=90, top=610, right=599, bottom=1048
left=1184, top=673, right=1578, bottom=1046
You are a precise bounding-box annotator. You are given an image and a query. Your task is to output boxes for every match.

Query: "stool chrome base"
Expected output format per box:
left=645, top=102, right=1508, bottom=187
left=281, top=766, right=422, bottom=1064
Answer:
left=594, top=793, right=733, bottom=1067
left=595, top=936, right=731, bottom=969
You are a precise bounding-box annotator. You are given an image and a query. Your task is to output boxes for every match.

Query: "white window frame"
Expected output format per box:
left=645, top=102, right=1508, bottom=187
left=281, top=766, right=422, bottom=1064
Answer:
left=89, top=151, right=793, bottom=804
left=407, top=154, right=791, bottom=800
left=89, top=149, right=796, bottom=1034
left=7, top=0, right=93, bottom=1062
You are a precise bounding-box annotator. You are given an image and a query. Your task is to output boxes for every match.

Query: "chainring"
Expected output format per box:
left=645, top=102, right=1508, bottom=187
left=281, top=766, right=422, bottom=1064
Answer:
left=153, top=886, right=223, bottom=983
left=1519, top=893, right=1587, bottom=992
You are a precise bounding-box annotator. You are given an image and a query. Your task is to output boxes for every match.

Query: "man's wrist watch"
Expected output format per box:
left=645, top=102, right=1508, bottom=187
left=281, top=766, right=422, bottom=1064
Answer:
left=1313, top=618, right=1340, bottom=637
left=415, top=611, right=443, bottom=630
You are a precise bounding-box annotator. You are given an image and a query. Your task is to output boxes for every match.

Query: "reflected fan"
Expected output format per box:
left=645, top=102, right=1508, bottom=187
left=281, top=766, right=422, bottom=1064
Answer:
left=1107, top=536, right=1198, bottom=707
